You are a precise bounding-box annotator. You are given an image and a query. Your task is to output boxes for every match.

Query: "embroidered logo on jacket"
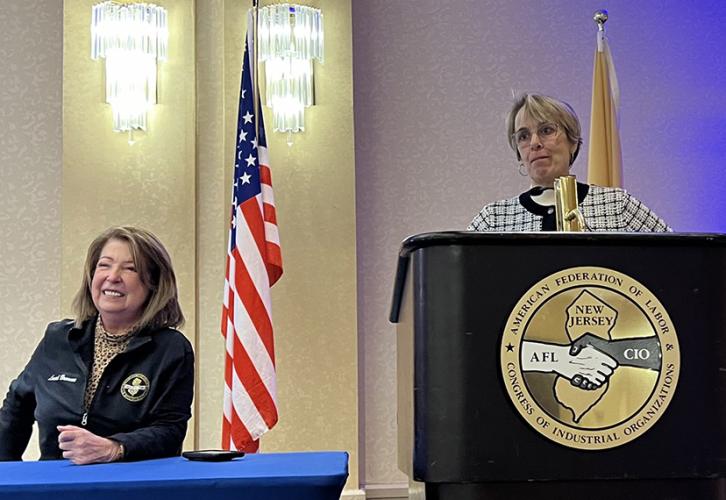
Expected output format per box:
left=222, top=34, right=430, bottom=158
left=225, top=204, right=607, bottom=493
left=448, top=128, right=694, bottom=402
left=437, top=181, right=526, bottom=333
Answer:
left=47, top=374, right=78, bottom=383
left=121, top=373, right=151, bottom=402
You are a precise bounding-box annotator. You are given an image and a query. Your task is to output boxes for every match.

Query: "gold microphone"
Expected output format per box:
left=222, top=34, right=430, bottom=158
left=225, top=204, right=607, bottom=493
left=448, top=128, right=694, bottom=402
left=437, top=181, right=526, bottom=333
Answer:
left=554, top=175, right=586, bottom=231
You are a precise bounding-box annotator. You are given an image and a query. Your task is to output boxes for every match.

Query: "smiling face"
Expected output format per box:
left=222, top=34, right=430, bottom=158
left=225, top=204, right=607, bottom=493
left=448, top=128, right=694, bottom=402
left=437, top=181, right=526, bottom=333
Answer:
left=91, top=238, right=150, bottom=333
left=514, top=108, right=578, bottom=187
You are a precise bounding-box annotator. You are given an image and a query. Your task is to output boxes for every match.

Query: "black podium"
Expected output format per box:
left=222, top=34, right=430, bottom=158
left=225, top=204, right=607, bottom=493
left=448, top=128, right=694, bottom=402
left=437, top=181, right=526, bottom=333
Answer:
left=390, top=232, right=726, bottom=500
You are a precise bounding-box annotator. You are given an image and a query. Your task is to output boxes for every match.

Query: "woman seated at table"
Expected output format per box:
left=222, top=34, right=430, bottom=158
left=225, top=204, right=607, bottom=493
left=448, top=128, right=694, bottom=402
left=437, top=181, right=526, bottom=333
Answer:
left=0, top=226, right=194, bottom=465
left=468, top=93, right=671, bottom=232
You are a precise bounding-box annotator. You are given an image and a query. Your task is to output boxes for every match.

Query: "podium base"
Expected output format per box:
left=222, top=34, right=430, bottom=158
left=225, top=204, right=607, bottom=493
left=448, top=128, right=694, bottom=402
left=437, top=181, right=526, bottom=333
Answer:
left=425, top=478, right=726, bottom=500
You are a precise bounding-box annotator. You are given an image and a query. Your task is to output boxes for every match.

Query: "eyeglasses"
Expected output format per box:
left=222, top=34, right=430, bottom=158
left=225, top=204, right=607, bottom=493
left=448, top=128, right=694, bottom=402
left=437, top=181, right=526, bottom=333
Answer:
left=513, top=123, right=560, bottom=149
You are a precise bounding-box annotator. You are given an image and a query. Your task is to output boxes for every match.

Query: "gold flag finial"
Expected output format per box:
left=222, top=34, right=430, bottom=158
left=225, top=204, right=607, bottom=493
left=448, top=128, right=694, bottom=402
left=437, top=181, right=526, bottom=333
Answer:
left=593, top=9, right=608, bottom=32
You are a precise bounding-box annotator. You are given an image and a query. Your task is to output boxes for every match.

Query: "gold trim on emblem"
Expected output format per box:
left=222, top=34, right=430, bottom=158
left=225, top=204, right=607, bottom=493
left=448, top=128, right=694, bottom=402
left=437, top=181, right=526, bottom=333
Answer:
left=121, top=373, right=151, bottom=402
left=500, top=266, right=680, bottom=450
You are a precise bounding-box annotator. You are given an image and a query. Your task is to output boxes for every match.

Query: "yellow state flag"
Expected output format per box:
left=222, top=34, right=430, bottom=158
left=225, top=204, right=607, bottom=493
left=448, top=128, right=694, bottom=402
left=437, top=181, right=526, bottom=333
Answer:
left=588, top=31, right=623, bottom=188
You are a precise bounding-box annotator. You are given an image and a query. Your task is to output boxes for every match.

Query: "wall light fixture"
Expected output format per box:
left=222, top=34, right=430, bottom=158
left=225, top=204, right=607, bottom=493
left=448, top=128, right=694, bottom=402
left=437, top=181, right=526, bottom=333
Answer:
left=257, top=4, right=323, bottom=137
left=91, top=1, right=168, bottom=137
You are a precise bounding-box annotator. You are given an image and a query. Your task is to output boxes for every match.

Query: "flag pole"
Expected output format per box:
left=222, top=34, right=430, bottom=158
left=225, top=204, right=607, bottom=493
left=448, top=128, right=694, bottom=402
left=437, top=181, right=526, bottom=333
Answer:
left=252, top=0, right=260, bottom=145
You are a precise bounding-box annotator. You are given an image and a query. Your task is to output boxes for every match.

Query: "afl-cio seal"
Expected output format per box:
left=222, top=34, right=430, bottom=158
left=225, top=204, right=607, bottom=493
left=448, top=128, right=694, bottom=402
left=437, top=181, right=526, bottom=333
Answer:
left=500, top=266, right=680, bottom=450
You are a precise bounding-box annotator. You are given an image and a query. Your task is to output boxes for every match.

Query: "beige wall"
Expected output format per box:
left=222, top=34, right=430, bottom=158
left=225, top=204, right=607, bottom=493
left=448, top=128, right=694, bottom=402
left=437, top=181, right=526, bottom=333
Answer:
left=194, top=0, right=229, bottom=459
left=0, top=0, right=63, bottom=461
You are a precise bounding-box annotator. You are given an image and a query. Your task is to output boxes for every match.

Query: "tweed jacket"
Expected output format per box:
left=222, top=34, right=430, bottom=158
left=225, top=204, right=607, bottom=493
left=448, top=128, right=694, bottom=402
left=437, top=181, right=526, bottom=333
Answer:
left=468, top=184, right=671, bottom=232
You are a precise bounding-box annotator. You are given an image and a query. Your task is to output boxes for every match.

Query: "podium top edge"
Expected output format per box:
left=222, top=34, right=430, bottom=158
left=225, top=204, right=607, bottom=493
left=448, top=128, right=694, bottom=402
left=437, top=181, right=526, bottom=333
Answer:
left=398, top=231, right=726, bottom=258
left=389, top=231, right=726, bottom=323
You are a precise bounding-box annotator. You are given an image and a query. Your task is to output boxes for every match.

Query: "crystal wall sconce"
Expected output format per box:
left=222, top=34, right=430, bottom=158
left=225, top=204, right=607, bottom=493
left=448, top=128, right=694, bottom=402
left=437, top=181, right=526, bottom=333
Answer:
left=91, top=1, right=168, bottom=137
left=257, top=4, right=324, bottom=137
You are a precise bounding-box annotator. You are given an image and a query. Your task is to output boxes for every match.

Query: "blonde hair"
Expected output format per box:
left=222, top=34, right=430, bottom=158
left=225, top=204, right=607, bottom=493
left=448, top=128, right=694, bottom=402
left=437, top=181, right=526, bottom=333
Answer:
left=506, top=93, right=583, bottom=163
left=71, top=226, right=185, bottom=331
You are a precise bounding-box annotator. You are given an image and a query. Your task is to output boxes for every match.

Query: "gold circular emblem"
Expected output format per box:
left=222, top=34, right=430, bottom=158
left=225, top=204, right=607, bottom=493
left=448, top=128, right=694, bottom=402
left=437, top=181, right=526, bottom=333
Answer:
left=120, top=373, right=150, bottom=402
left=500, top=266, right=680, bottom=450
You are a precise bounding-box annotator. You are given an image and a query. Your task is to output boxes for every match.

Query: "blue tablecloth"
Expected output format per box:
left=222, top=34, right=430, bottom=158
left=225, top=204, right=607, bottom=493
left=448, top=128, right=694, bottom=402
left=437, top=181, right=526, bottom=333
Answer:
left=0, top=451, right=349, bottom=500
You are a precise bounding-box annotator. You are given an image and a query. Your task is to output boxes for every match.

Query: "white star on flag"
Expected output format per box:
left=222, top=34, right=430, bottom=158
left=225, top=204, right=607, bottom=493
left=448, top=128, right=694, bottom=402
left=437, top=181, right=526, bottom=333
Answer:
left=239, top=129, right=247, bottom=142
left=243, top=111, right=253, bottom=124
left=245, top=154, right=256, bottom=167
left=240, top=172, right=252, bottom=185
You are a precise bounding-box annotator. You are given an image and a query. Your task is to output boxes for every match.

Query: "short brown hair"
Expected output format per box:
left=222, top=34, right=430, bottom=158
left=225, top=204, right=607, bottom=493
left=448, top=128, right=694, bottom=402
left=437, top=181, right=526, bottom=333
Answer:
left=506, top=93, right=583, bottom=163
left=71, top=226, right=185, bottom=331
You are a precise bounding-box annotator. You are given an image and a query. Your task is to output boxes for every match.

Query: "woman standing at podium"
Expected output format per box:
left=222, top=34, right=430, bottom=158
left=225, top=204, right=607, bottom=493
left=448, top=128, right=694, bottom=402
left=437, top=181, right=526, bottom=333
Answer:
left=468, top=93, right=671, bottom=232
left=0, top=227, right=194, bottom=465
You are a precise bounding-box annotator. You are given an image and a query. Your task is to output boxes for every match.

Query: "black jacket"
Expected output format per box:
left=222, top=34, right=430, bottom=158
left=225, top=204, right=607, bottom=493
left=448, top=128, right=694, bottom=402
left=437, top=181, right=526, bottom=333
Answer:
left=0, top=317, right=194, bottom=461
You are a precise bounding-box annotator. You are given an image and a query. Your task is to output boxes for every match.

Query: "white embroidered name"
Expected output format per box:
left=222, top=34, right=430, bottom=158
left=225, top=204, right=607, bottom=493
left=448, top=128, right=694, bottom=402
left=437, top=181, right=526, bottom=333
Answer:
left=48, top=374, right=78, bottom=383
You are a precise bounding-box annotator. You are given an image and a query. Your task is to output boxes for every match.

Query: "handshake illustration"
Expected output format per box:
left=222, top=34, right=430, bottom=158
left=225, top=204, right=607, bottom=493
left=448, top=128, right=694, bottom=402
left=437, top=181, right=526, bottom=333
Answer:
left=522, top=333, right=661, bottom=390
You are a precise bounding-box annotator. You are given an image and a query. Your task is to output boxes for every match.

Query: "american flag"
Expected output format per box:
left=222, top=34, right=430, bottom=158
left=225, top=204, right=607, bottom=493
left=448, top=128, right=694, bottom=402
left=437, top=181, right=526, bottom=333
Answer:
left=221, top=19, right=283, bottom=453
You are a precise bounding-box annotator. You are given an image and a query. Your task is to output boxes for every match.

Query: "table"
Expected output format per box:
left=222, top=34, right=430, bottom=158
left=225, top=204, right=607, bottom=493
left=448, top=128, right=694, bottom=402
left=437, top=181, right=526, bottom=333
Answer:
left=0, top=451, right=349, bottom=500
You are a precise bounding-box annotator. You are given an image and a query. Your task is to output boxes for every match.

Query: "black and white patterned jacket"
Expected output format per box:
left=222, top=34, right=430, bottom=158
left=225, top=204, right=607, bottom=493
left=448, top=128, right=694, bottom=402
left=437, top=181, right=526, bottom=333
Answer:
left=468, top=184, right=671, bottom=232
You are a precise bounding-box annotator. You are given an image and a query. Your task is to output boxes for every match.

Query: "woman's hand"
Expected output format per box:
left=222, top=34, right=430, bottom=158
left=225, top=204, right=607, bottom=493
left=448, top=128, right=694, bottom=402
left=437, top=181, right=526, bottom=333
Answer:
left=57, top=425, right=122, bottom=465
